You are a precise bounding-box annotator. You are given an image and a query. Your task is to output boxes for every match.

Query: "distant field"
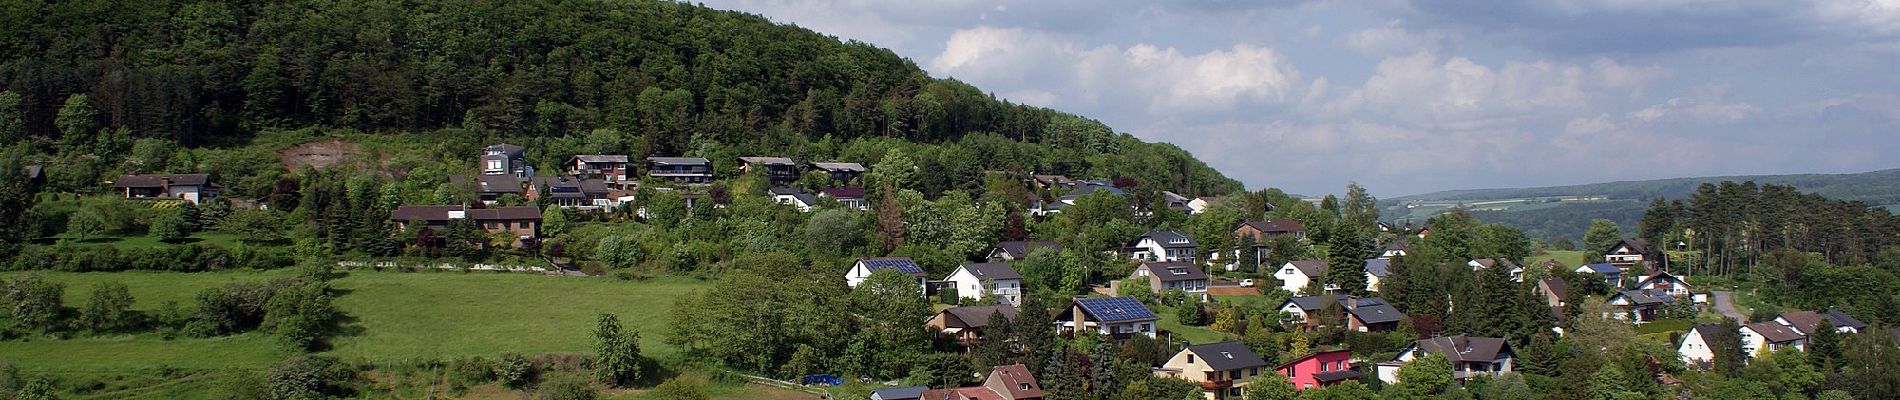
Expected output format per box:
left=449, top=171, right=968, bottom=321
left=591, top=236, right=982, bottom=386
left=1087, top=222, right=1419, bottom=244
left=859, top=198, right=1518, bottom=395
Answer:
left=1526, top=250, right=1589, bottom=270
left=0, top=270, right=713, bottom=373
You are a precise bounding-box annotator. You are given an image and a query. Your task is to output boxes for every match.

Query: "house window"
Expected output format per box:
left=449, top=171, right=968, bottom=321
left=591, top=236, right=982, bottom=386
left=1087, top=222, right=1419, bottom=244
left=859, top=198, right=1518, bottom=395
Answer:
left=487, top=160, right=502, bottom=170
left=1188, top=355, right=1195, bottom=364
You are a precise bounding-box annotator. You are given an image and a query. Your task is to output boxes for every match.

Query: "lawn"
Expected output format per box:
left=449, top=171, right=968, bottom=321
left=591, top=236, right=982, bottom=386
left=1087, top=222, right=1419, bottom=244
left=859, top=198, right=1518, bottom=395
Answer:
left=1152, top=305, right=1234, bottom=344
left=1526, top=250, right=1588, bottom=269
left=49, top=231, right=258, bottom=251
left=0, top=270, right=714, bottom=373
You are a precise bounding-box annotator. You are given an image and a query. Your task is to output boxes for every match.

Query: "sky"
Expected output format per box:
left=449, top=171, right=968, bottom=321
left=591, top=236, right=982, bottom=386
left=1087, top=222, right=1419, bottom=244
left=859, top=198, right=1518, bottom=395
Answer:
left=698, top=0, right=1900, bottom=197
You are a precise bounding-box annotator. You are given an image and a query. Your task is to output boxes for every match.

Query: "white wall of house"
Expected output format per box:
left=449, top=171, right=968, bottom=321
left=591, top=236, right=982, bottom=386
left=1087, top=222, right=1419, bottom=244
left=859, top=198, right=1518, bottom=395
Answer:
left=1275, top=263, right=1313, bottom=293
left=1366, top=273, right=1383, bottom=292
left=1679, top=329, right=1715, bottom=366
left=944, top=267, right=1023, bottom=305
left=1739, top=326, right=1806, bottom=357
left=1638, top=277, right=1692, bottom=297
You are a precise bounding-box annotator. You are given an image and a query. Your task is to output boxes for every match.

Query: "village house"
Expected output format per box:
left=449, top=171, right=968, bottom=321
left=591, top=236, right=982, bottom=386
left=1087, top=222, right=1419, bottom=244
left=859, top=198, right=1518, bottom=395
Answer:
left=645, top=157, right=713, bottom=183
left=1056, top=296, right=1158, bottom=340
left=1277, top=295, right=1406, bottom=332
left=1603, top=237, right=1654, bottom=269
left=926, top=305, right=1018, bottom=348
left=1575, top=263, right=1625, bottom=288
left=1776, top=310, right=1866, bottom=335
left=449, top=175, right=525, bottom=205
left=526, top=176, right=611, bottom=208
left=1155, top=341, right=1270, bottom=400
left=1379, top=239, right=1412, bottom=259
left=389, top=205, right=541, bottom=244
left=1378, top=336, right=1515, bottom=384
left=738, top=157, right=799, bottom=185
left=565, top=155, right=629, bottom=182
left=1605, top=289, right=1674, bottom=323
left=1273, top=260, right=1329, bottom=293
left=1029, top=174, right=1075, bottom=192
left=1161, top=191, right=1196, bottom=214
left=918, top=364, right=1043, bottom=400
left=1634, top=272, right=1701, bottom=302
left=845, top=257, right=930, bottom=291
left=1127, top=261, right=1210, bottom=300
left=810, top=161, right=867, bottom=184
left=1230, top=220, right=1305, bottom=269
left=944, top=263, right=1025, bottom=305
left=769, top=187, right=819, bottom=212
left=1275, top=350, right=1358, bottom=391
left=819, top=187, right=868, bottom=210
left=1186, top=196, right=1218, bottom=215
left=870, top=386, right=928, bottom=400
left=988, top=240, right=1061, bottom=261
left=1741, top=321, right=1807, bottom=357
left=1031, top=182, right=1123, bottom=216
left=1127, top=230, right=1198, bottom=263
left=482, top=144, right=533, bottom=177
left=1468, top=258, right=1525, bottom=282
left=1536, top=277, right=1568, bottom=308
left=1363, top=258, right=1392, bottom=292
left=113, top=173, right=218, bottom=204
left=1678, top=325, right=1721, bottom=366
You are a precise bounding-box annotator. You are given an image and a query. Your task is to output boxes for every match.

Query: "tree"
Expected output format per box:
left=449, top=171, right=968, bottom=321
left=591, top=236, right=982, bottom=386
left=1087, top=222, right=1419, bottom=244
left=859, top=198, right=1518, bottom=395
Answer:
left=1708, top=317, right=1747, bottom=377
left=1325, top=223, right=1370, bottom=294
left=1587, top=364, right=1640, bottom=400
left=1236, top=234, right=1259, bottom=273
left=0, top=91, right=23, bottom=144
left=1520, top=332, right=1559, bottom=376
left=151, top=207, right=191, bottom=242
left=1341, top=182, right=1378, bottom=232
left=1210, top=302, right=1241, bottom=334
left=2, top=275, right=64, bottom=332
left=1241, top=373, right=1297, bottom=400
left=1839, top=327, right=1900, bottom=400
left=1394, top=353, right=1452, bottom=396
left=56, top=94, right=99, bottom=154
left=973, top=310, right=1015, bottom=367
left=594, top=313, right=645, bottom=387
left=1176, top=295, right=1205, bottom=326
left=221, top=209, right=286, bottom=243
left=79, top=282, right=137, bottom=333
left=542, top=205, right=569, bottom=238
left=870, top=149, right=916, bottom=191
left=1582, top=219, right=1622, bottom=255
left=875, top=185, right=906, bottom=252
left=264, top=281, right=335, bottom=350
left=804, top=209, right=861, bottom=256
left=1807, top=318, right=1840, bottom=368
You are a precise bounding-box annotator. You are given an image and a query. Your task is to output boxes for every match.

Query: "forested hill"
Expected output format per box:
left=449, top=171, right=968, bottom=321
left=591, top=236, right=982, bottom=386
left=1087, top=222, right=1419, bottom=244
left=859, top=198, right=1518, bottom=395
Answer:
left=1391, top=168, right=1900, bottom=206
left=0, top=0, right=1239, bottom=196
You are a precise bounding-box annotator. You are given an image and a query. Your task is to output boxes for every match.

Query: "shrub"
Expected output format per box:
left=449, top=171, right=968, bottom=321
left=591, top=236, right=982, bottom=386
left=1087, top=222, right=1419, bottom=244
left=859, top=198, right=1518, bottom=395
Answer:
left=498, top=353, right=537, bottom=390
left=79, top=281, right=138, bottom=333
left=535, top=372, right=598, bottom=400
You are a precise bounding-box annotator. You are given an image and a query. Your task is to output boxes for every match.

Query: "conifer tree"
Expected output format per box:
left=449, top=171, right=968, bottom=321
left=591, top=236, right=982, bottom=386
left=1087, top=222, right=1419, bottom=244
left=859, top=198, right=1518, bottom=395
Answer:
left=1521, top=332, right=1560, bottom=376
left=1087, top=340, right=1118, bottom=399
left=1325, top=223, right=1370, bottom=294
left=1808, top=318, right=1840, bottom=369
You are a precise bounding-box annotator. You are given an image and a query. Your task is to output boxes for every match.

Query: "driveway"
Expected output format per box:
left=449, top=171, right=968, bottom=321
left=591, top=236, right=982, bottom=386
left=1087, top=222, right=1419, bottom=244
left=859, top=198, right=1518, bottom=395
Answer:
left=1711, top=291, right=1747, bottom=322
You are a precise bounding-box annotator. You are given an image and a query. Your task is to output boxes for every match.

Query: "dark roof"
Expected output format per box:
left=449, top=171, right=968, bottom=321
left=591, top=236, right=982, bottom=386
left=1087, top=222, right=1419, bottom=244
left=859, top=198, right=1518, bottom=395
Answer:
left=390, top=206, right=540, bottom=222
left=738, top=156, right=795, bottom=166
left=858, top=257, right=927, bottom=277
left=1313, top=370, right=1362, bottom=383
left=1131, top=230, right=1196, bottom=249
left=570, top=155, right=628, bottom=163
left=820, top=187, right=866, bottom=199
left=647, top=156, right=710, bottom=165
left=810, top=162, right=866, bottom=172
left=1689, top=325, right=1723, bottom=342
left=958, top=263, right=1023, bottom=281
left=1384, top=238, right=1412, bottom=251
left=1609, top=237, right=1652, bottom=254
left=989, top=364, right=1043, bottom=399
left=870, top=386, right=928, bottom=400
left=1579, top=263, right=1622, bottom=275
left=1186, top=341, right=1269, bottom=371
left=993, top=240, right=1061, bottom=258
left=1349, top=298, right=1406, bottom=324
left=467, top=207, right=542, bottom=220
left=1823, top=309, right=1867, bottom=330
left=1074, top=297, right=1158, bottom=323
left=1059, top=184, right=1125, bottom=201
left=1140, top=262, right=1208, bottom=282
left=113, top=173, right=211, bottom=188
left=1612, top=289, right=1672, bottom=306
left=943, top=305, right=1019, bottom=328
left=1285, top=259, right=1327, bottom=277
left=1413, top=335, right=1511, bottom=363
left=454, top=175, right=524, bottom=194
left=1471, top=258, right=1519, bottom=270
left=1746, top=321, right=1806, bottom=343
left=1238, top=220, right=1305, bottom=234
left=1363, top=258, right=1392, bottom=277
left=530, top=176, right=607, bottom=194
left=1539, top=278, right=1568, bottom=300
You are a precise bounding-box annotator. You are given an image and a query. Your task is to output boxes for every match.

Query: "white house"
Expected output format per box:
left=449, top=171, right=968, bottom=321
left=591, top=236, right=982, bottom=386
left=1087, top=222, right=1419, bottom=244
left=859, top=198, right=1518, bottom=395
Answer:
left=1364, top=258, right=1392, bottom=292
left=1575, top=263, right=1625, bottom=288
left=845, top=257, right=930, bottom=291
left=1127, top=230, right=1198, bottom=263
left=769, top=187, right=819, bottom=212
left=1056, top=297, right=1158, bottom=340
left=1740, top=321, right=1807, bottom=357
left=943, top=263, right=1025, bottom=305
left=1776, top=310, right=1867, bottom=335
left=1128, top=262, right=1210, bottom=300
left=113, top=174, right=218, bottom=204
left=1378, top=336, right=1514, bottom=384
left=1634, top=272, right=1696, bottom=301
left=1275, top=260, right=1329, bottom=293
left=1678, top=325, right=1720, bottom=366
left=1469, top=258, right=1526, bottom=282
left=1185, top=197, right=1217, bottom=215
left=1379, top=239, right=1412, bottom=259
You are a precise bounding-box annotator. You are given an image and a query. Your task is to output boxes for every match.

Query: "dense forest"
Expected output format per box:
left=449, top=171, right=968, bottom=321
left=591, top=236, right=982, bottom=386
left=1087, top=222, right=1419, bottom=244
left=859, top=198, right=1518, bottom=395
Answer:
left=0, top=0, right=1239, bottom=199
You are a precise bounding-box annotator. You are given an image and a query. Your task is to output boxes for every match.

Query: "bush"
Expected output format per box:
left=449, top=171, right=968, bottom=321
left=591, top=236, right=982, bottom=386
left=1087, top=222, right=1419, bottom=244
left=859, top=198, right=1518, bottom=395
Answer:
left=448, top=356, right=498, bottom=388
left=78, top=281, right=139, bottom=333
left=647, top=379, right=711, bottom=400
left=267, top=355, right=353, bottom=400
left=498, top=353, right=537, bottom=390
left=536, top=372, right=598, bottom=400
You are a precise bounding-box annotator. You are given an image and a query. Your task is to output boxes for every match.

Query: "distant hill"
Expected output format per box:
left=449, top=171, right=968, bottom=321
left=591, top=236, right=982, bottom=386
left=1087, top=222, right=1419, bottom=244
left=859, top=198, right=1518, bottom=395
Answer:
left=1382, top=168, right=1900, bottom=241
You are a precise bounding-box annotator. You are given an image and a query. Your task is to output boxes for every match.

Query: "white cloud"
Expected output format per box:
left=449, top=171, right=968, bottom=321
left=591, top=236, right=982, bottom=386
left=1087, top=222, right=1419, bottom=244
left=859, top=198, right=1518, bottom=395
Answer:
left=1628, top=87, right=1759, bottom=123
left=1319, top=53, right=1668, bottom=127
left=1814, top=0, right=1900, bottom=36
left=1345, top=25, right=1453, bottom=55
left=931, top=26, right=1302, bottom=113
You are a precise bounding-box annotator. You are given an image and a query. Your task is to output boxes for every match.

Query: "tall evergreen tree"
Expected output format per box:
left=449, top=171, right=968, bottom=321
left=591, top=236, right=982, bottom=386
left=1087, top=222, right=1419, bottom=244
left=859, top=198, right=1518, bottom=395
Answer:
left=1521, top=332, right=1560, bottom=376
left=1087, top=340, right=1119, bottom=399
left=1710, top=317, right=1747, bottom=377
left=1808, top=318, right=1841, bottom=369
left=1325, top=223, right=1370, bottom=294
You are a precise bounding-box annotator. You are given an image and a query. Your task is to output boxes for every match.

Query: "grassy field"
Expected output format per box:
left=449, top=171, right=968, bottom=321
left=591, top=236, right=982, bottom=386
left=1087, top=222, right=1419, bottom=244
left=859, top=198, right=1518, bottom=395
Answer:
left=1526, top=250, right=1588, bottom=269
left=0, top=270, right=714, bottom=373
left=51, top=232, right=257, bottom=250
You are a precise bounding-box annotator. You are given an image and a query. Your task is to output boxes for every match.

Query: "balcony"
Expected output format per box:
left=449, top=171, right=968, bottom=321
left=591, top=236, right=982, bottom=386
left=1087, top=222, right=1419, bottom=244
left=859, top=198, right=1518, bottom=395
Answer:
left=1200, top=379, right=1234, bottom=390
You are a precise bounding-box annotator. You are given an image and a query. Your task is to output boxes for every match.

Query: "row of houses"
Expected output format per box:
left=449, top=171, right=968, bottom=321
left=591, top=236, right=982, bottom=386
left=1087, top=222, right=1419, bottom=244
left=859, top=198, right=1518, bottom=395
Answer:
left=479, top=143, right=869, bottom=185
left=1678, top=309, right=1868, bottom=365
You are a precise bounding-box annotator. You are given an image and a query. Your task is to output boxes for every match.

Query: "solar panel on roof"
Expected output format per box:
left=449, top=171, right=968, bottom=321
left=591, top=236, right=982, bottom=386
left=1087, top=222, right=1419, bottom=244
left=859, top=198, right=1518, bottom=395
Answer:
left=861, top=258, right=924, bottom=274
left=1078, top=297, right=1156, bottom=322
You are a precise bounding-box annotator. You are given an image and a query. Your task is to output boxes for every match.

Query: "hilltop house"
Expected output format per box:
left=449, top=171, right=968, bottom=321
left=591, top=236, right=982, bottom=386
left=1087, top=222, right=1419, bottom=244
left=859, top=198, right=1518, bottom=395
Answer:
left=845, top=257, right=930, bottom=291
left=819, top=187, right=868, bottom=210
left=1604, top=237, right=1654, bottom=269
left=1128, top=230, right=1198, bottom=263
left=1605, top=289, right=1674, bottom=323
left=810, top=161, right=866, bottom=184
left=1576, top=263, right=1625, bottom=288
left=738, top=157, right=799, bottom=185
left=1278, top=295, right=1406, bottom=332
left=1469, top=258, right=1525, bottom=282
left=769, top=187, right=819, bottom=212
left=944, top=263, right=1025, bottom=305
left=1379, top=239, right=1412, bottom=259
left=1634, top=272, right=1699, bottom=302
left=566, top=155, right=629, bottom=182
left=1274, top=260, right=1329, bottom=293
left=1364, top=258, right=1392, bottom=292
left=645, top=157, right=713, bottom=183
left=450, top=175, right=525, bottom=204
left=1741, top=322, right=1807, bottom=357
left=390, top=205, right=541, bottom=245
left=1536, top=278, right=1568, bottom=308
left=1186, top=196, right=1218, bottom=215
left=1378, top=336, right=1514, bottom=384
left=1128, top=262, right=1210, bottom=300
left=1155, top=342, right=1270, bottom=400
left=113, top=173, right=218, bottom=204
left=1231, top=220, right=1305, bottom=269
left=1056, top=297, right=1158, bottom=340
left=988, top=240, right=1061, bottom=261
left=918, top=364, right=1043, bottom=400
left=1276, top=350, right=1358, bottom=391
left=527, top=176, right=611, bottom=208
left=1679, top=325, right=1721, bottom=366
left=482, top=144, right=533, bottom=177
left=926, top=305, right=1018, bottom=348
left=1776, top=310, right=1867, bottom=335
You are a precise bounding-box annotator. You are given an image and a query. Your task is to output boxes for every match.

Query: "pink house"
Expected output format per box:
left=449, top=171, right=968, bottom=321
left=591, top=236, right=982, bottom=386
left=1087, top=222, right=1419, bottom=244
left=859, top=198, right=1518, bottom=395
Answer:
left=1273, top=350, right=1359, bottom=390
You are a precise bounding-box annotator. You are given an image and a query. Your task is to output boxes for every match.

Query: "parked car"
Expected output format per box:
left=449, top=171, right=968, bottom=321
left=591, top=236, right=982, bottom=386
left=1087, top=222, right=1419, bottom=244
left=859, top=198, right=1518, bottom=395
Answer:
left=801, top=374, right=844, bottom=386
left=1239, top=279, right=1256, bottom=287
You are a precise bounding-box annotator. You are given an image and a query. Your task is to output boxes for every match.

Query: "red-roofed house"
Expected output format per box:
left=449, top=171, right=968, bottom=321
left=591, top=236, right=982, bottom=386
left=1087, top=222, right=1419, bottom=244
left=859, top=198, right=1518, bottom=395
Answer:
left=919, top=364, right=1042, bottom=400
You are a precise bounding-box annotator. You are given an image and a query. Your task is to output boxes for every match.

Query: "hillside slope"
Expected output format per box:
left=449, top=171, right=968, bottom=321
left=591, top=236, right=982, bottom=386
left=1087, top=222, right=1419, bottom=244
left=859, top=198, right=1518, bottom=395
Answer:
left=0, top=0, right=1239, bottom=197
left=1392, top=168, right=1900, bottom=205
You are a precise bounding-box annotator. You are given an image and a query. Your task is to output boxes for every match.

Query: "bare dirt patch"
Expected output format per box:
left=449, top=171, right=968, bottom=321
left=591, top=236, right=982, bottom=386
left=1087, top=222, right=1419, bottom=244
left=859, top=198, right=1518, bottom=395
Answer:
left=281, top=139, right=361, bottom=171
